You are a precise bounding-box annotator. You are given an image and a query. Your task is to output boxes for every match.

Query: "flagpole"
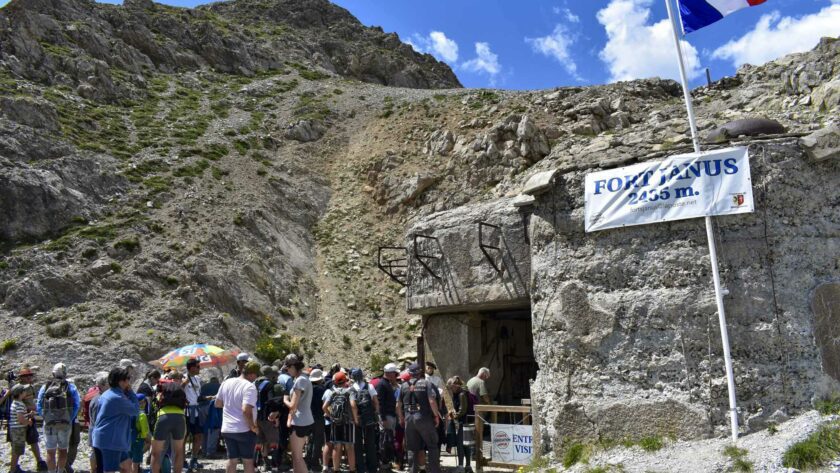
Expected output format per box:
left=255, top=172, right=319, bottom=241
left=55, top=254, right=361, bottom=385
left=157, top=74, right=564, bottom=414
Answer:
left=665, top=0, right=739, bottom=443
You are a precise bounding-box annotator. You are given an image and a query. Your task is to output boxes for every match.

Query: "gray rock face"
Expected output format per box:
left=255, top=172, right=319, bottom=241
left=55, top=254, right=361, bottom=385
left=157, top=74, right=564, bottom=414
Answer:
left=0, top=97, right=59, bottom=130
left=706, top=118, right=786, bottom=142
left=799, top=125, right=839, bottom=162
left=0, top=0, right=461, bottom=91
left=284, top=119, right=326, bottom=142
left=0, top=156, right=125, bottom=242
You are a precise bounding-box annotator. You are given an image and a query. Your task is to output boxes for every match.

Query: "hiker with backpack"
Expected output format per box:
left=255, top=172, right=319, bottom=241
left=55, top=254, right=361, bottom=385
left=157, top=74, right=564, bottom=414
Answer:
left=183, top=359, right=206, bottom=471
left=130, top=394, right=151, bottom=473
left=350, top=369, right=379, bottom=473
left=283, top=355, right=313, bottom=473
left=305, top=369, right=327, bottom=473
left=36, top=363, right=81, bottom=473
left=91, top=368, right=140, bottom=473
left=322, top=372, right=357, bottom=473
left=9, top=383, right=36, bottom=473
left=254, top=365, right=282, bottom=470
left=150, top=374, right=187, bottom=473
left=17, top=367, right=48, bottom=472
left=396, top=364, right=441, bottom=473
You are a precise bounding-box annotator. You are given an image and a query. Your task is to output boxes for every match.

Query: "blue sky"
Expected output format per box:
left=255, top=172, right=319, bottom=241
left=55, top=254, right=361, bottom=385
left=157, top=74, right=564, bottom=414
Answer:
left=3, top=0, right=838, bottom=90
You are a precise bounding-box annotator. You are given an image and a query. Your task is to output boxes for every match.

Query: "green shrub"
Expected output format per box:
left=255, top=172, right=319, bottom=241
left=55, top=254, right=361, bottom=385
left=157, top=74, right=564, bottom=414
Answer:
left=46, top=321, right=72, bottom=338
left=143, top=176, right=172, bottom=194
left=255, top=333, right=303, bottom=363
left=233, top=214, right=245, bottom=226
left=341, top=335, right=352, bottom=349
left=164, top=276, right=178, bottom=286
left=173, top=159, right=210, bottom=178
left=0, top=260, right=8, bottom=270
left=368, top=352, right=392, bottom=373
left=0, top=339, right=17, bottom=353
left=212, top=167, right=229, bottom=180
left=109, top=262, right=123, bottom=273
left=782, top=422, right=840, bottom=470
left=234, top=140, right=251, bottom=154
left=815, top=397, right=840, bottom=415
left=562, top=443, right=590, bottom=468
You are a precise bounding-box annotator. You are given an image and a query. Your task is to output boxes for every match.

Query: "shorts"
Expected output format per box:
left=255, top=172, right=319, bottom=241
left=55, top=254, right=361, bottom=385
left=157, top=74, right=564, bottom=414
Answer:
left=130, top=438, right=146, bottom=464
left=257, top=419, right=279, bottom=445
left=10, top=428, right=26, bottom=455
left=329, top=423, right=355, bottom=445
left=291, top=424, right=313, bottom=438
left=99, top=448, right=130, bottom=472
left=45, top=424, right=72, bottom=450
left=187, top=417, right=204, bottom=435
left=222, top=431, right=257, bottom=460
left=154, top=413, right=186, bottom=442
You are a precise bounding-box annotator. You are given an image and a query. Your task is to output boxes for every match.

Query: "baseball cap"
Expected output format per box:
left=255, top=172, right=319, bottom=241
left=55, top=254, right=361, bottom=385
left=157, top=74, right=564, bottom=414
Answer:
left=18, top=367, right=34, bottom=377
left=244, top=361, right=261, bottom=375
left=236, top=353, right=250, bottom=362
left=136, top=393, right=146, bottom=402
left=408, top=363, right=422, bottom=375
left=309, top=369, right=325, bottom=382
left=350, top=368, right=364, bottom=381
left=333, top=372, right=348, bottom=385
left=383, top=363, right=399, bottom=374
left=399, top=371, right=411, bottom=382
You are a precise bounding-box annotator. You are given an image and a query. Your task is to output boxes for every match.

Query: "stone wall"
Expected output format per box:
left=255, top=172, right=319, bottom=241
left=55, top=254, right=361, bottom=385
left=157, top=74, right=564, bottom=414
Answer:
left=528, top=139, right=840, bottom=450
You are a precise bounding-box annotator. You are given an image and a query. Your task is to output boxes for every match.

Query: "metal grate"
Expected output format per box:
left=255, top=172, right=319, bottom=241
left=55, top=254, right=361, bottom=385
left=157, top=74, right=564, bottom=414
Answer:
left=413, top=234, right=442, bottom=279
left=478, top=221, right=504, bottom=275
left=377, top=246, right=409, bottom=286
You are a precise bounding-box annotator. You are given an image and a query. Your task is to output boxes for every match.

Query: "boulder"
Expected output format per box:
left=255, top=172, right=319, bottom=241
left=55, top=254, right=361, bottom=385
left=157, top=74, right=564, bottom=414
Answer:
left=0, top=97, right=59, bottom=130
left=706, top=118, right=786, bottom=142
left=424, top=129, right=454, bottom=156
left=811, top=79, right=840, bottom=112
left=284, top=119, right=326, bottom=142
left=799, top=126, right=839, bottom=162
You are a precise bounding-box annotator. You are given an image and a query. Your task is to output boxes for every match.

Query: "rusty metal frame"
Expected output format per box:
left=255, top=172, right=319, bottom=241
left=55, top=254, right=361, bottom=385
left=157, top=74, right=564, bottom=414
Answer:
left=478, top=221, right=503, bottom=275
left=377, top=246, right=408, bottom=286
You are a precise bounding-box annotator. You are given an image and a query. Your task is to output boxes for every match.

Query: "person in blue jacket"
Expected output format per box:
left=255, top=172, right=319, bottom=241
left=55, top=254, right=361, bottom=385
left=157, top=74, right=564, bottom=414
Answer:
left=92, top=368, right=140, bottom=473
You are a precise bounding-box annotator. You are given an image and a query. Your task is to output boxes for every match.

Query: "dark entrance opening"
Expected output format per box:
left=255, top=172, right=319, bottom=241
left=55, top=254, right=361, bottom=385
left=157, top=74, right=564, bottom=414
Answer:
left=479, top=308, right=538, bottom=405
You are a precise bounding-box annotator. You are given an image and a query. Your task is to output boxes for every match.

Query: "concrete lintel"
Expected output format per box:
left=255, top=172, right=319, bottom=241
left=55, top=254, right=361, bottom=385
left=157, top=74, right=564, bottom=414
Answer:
left=512, top=194, right=537, bottom=207
left=522, top=169, right=558, bottom=195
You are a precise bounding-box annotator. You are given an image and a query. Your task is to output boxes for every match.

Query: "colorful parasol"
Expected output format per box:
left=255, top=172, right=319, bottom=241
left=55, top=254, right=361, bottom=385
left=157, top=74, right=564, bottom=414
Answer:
left=152, top=344, right=240, bottom=369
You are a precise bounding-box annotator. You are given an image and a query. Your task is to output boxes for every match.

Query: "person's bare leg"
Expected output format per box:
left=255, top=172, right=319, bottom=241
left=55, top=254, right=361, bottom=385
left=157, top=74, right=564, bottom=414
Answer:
left=171, top=440, right=185, bottom=473
left=332, top=447, right=342, bottom=473
left=119, top=459, right=132, bottom=473
left=242, top=459, right=255, bottom=473
left=90, top=452, right=98, bottom=473
left=150, top=440, right=166, bottom=473
left=31, top=442, right=44, bottom=464
left=290, top=432, right=306, bottom=473
left=225, top=459, right=237, bottom=473
left=191, top=433, right=203, bottom=462
left=346, top=446, right=355, bottom=472
left=58, top=449, right=68, bottom=472
left=11, top=450, right=21, bottom=471
left=322, top=442, right=332, bottom=471
left=47, top=449, right=57, bottom=472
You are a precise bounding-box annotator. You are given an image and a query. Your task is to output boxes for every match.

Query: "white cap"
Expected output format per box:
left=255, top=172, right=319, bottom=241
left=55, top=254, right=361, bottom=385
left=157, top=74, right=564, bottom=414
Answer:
left=119, top=359, right=135, bottom=370
left=309, top=369, right=325, bottom=382
left=52, top=363, right=67, bottom=379
left=384, top=363, right=399, bottom=374
left=237, top=353, right=250, bottom=362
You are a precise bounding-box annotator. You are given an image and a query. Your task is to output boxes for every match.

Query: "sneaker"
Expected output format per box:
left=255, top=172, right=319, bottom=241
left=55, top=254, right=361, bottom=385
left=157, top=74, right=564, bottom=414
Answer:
left=37, top=461, right=48, bottom=472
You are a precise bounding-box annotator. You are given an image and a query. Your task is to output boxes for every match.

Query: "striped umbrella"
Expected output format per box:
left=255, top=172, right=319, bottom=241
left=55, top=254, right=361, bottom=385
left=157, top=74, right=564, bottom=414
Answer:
left=152, top=344, right=240, bottom=369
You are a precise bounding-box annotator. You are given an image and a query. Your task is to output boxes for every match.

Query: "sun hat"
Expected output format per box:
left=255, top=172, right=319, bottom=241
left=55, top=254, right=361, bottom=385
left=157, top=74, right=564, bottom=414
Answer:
left=309, top=369, right=325, bottom=383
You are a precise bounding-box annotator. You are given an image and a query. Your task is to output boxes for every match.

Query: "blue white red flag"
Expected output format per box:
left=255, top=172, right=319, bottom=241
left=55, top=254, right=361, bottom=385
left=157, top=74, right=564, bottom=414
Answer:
left=678, top=0, right=767, bottom=33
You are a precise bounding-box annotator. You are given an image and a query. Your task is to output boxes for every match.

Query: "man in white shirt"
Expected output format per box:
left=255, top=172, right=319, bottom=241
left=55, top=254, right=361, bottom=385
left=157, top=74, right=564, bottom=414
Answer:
left=424, top=362, right=442, bottom=388
left=215, top=362, right=260, bottom=473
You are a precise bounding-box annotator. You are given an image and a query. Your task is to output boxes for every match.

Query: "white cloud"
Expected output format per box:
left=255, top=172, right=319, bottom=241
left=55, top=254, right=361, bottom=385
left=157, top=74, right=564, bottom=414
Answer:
left=526, top=24, right=581, bottom=80
left=563, top=8, right=580, bottom=23
left=712, top=4, right=840, bottom=68
left=597, top=0, right=702, bottom=82
left=462, top=42, right=502, bottom=79
left=407, top=31, right=459, bottom=63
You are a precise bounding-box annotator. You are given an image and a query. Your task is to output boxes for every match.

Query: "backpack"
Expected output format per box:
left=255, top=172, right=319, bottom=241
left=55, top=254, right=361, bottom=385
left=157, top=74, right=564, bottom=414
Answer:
left=355, top=383, right=376, bottom=426
left=465, top=391, right=479, bottom=417
left=158, top=380, right=186, bottom=409
left=329, top=387, right=352, bottom=425
left=42, top=381, right=71, bottom=426
left=82, top=387, right=99, bottom=427
left=255, top=378, right=284, bottom=421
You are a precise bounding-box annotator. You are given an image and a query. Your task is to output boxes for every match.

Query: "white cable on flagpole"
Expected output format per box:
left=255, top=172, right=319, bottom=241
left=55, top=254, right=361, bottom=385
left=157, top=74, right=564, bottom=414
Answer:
left=664, top=0, right=739, bottom=443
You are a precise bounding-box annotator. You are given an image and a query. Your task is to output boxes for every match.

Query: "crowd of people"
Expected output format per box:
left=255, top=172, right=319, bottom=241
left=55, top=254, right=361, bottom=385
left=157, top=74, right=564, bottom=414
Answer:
left=2, top=354, right=494, bottom=473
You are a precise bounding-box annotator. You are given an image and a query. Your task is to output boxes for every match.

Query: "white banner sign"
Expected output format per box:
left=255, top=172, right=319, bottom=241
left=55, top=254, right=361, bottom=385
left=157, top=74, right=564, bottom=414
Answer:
left=490, top=424, right=533, bottom=465
left=585, top=147, right=754, bottom=232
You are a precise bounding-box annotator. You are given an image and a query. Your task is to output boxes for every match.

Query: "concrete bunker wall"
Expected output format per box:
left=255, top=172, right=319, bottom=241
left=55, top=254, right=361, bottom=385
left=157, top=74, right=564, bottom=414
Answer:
left=528, top=140, right=840, bottom=450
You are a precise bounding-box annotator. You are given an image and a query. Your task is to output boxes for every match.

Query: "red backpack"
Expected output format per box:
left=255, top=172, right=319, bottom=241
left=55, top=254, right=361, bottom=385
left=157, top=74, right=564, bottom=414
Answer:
left=82, top=386, right=100, bottom=429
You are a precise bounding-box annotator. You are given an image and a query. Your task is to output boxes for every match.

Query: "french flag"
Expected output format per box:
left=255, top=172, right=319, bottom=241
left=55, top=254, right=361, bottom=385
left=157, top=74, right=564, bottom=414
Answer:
left=678, top=0, right=767, bottom=33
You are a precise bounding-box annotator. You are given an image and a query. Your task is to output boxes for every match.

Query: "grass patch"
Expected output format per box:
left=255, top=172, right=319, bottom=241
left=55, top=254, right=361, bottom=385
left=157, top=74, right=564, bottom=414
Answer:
left=163, top=275, right=178, bottom=286
left=114, top=238, right=140, bottom=253
left=109, top=262, right=123, bottom=273
left=782, top=421, right=840, bottom=470
left=638, top=436, right=664, bottom=452
left=815, top=397, right=840, bottom=415
left=142, top=176, right=172, bottom=194
left=722, top=445, right=753, bottom=472
left=211, top=166, right=229, bottom=180
left=562, top=443, right=591, bottom=468
left=234, top=139, right=251, bottom=154
left=173, top=159, right=210, bottom=178
left=124, top=160, right=169, bottom=183
left=293, top=92, right=331, bottom=121
left=289, top=62, right=329, bottom=80
left=233, top=214, right=245, bottom=226
left=255, top=333, right=304, bottom=363
left=341, top=334, right=352, bottom=349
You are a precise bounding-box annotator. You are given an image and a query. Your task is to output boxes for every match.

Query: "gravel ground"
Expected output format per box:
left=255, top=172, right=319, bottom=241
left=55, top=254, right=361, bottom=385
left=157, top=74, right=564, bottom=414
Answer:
left=567, top=410, right=840, bottom=473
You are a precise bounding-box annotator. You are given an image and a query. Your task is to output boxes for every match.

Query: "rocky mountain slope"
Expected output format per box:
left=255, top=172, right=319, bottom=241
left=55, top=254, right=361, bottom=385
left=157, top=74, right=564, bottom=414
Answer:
left=0, top=0, right=837, bottom=383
